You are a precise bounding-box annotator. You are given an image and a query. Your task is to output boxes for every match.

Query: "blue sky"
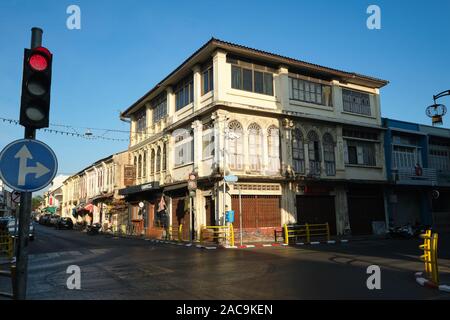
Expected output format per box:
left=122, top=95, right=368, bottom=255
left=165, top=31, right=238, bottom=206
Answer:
left=1, top=0, right=450, bottom=177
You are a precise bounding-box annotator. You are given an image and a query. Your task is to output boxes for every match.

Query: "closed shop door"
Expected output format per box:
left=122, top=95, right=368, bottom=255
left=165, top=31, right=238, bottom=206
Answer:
left=296, top=195, right=337, bottom=235
left=171, top=197, right=190, bottom=240
left=205, top=196, right=215, bottom=226
left=347, top=187, right=385, bottom=235
left=231, top=195, right=281, bottom=229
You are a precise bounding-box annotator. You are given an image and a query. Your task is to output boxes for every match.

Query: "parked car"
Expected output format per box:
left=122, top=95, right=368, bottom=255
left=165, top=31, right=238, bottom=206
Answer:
left=0, top=216, right=13, bottom=232
left=55, top=217, right=73, bottom=230
left=39, top=214, right=52, bottom=226
left=7, top=219, right=35, bottom=241
left=49, top=214, right=60, bottom=226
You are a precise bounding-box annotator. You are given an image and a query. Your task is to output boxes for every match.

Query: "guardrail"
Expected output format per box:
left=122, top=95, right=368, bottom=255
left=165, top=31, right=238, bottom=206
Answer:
left=200, top=224, right=234, bottom=247
left=419, top=230, right=439, bottom=285
left=276, top=223, right=330, bottom=245
left=168, top=224, right=183, bottom=242
left=0, top=232, right=15, bottom=299
left=0, top=232, right=14, bottom=259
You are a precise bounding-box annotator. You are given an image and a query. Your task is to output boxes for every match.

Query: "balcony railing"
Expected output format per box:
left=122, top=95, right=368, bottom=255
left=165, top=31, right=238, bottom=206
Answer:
left=393, top=167, right=437, bottom=185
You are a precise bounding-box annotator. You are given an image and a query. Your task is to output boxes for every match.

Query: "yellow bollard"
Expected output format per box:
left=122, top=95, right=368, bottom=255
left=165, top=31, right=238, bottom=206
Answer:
left=419, top=230, right=432, bottom=277
left=178, top=224, right=183, bottom=242
left=283, top=224, right=289, bottom=245
left=229, top=224, right=235, bottom=247
left=305, top=223, right=310, bottom=243
left=431, top=233, right=439, bottom=285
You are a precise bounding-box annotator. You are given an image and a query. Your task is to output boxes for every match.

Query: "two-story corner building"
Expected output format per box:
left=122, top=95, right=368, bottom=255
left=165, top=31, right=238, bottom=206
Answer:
left=383, top=118, right=450, bottom=231
left=61, top=150, right=131, bottom=229
left=382, top=118, right=432, bottom=228
left=119, top=38, right=389, bottom=242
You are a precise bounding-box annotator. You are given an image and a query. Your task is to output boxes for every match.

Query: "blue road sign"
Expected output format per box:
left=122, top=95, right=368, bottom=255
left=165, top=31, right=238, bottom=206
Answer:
left=224, top=175, right=238, bottom=184
left=0, top=139, right=58, bottom=192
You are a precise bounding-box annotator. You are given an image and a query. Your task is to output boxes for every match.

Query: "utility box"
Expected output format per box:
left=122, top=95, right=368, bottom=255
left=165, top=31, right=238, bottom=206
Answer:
left=225, top=210, right=234, bottom=223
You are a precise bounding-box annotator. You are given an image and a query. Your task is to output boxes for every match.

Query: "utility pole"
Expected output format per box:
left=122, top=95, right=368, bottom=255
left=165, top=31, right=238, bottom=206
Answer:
left=0, top=27, right=55, bottom=300
left=15, top=27, right=42, bottom=300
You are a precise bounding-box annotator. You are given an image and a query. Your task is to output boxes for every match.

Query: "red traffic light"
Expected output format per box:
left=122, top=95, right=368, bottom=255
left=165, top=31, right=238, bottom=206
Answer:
left=28, top=46, right=52, bottom=71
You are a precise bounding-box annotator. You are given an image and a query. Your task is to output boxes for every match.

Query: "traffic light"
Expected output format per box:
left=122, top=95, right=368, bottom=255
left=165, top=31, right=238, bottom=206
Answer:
left=19, top=46, right=52, bottom=129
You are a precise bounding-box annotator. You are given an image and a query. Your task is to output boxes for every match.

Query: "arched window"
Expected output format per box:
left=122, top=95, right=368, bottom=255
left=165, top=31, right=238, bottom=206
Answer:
left=156, top=147, right=161, bottom=173
left=150, top=149, right=155, bottom=175
left=307, top=131, right=321, bottom=175
left=228, top=121, right=243, bottom=170
left=143, top=150, right=147, bottom=178
left=248, top=123, right=262, bottom=171
left=138, top=154, right=142, bottom=178
left=267, top=126, right=280, bottom=173
left=292, top=128, right=305, bottom=174
left=323, top=133, right=336, bottom=176
left=134, top=156, right=138, bottom=179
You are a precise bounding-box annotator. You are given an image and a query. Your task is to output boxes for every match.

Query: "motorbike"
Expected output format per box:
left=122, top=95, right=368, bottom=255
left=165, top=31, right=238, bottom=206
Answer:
left=86, top=223, right=102, bottom=235
left=387, top=224, right=431, bottom=239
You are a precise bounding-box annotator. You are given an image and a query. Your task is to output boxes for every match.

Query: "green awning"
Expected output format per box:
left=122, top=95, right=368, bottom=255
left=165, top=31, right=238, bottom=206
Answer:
left=44, top=207, right=56, bottom=214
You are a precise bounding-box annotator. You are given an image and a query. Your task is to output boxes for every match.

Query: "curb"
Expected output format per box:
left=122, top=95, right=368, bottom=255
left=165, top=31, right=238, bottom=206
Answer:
left=414, top=272, right=450, bottom=293
left=145, top=238, right=349, bottom=250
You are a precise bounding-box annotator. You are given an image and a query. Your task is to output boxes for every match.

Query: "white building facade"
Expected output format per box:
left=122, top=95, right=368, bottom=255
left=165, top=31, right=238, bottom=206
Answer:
left=119, top=39, right=389, bottom=241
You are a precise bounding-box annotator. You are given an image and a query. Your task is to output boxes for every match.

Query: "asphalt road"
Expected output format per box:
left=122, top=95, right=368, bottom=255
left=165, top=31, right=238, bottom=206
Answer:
left=1, top=224, right=449, bottom=300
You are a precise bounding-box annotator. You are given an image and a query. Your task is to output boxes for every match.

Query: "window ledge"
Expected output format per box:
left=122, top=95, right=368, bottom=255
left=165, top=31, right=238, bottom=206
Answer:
left=228, top=89, right=277, bottom=102
left=289, top=99, right=333, bottom=110
left=345, top=164, right=382, bottom=169
left=174, top=162, right=194, bottom=170
left=175, top=103, right=194, bottom=115
left=341, top=111, right=376, bottom=119
left=202, top=156, right=214, bottom=161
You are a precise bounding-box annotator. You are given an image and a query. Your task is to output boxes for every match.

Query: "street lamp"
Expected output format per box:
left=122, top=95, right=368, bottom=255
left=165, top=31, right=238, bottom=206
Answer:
left=426, top=90, right=449, bottom=126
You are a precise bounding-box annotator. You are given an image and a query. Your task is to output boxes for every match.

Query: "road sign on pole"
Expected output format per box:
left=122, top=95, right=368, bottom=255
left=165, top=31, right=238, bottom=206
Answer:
left=11, top=192, right=21, bottom=204
left=0, top=139, right=57, bottom=192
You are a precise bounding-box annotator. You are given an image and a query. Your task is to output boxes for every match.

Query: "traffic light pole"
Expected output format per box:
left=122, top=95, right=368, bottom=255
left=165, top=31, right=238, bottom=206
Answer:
left=14, top=27, right=42, bottom=300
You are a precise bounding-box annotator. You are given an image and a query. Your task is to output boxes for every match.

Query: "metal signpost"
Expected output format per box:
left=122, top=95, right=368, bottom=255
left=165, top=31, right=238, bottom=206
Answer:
left=188, top=172, right=197, bottom=242
left=0, top=140, right=57, bottom=299
left=224, top=175, right=240, bottom=245
left=0, top=28, right=55, bottom=300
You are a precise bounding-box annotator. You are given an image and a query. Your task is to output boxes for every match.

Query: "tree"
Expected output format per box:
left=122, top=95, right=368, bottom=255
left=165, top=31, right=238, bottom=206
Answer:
left=32, top=195, right=43, bottom=211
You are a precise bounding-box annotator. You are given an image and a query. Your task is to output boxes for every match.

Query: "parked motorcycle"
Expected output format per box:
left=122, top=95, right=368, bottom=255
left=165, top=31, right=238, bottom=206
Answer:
left=86, top=223, right=102, bottom=235
left=387, top=224, right=431, bottom=239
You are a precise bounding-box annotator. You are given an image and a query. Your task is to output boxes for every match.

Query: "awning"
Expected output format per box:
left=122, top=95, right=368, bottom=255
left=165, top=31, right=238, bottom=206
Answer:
left=44, top=207, right=56, bottom=214
left=119, top=182, right=161, bottom=196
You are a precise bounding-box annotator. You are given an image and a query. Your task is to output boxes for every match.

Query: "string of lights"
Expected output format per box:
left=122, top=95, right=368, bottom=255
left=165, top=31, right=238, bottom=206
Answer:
left=0, top=117, right=129, bottom=142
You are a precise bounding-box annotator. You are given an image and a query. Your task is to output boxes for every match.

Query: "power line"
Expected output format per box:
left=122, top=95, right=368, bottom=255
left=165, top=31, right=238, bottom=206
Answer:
left=0, top=117, right=129, bottom=142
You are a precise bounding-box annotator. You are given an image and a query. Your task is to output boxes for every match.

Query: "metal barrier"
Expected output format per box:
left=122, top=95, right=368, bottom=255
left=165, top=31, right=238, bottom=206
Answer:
left=281, top=223, right=330, bottom=245
left=0, top=232, right=14, bottom=259
left=419, top=230, right=439, bottom=285
left=168, top=224, right=183, bottom=242
left=200, top=224, right=234, bottom=247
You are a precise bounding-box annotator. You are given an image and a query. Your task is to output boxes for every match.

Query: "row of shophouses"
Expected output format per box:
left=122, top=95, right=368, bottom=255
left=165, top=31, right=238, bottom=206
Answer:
left=61, top=39, right=450, bottom=242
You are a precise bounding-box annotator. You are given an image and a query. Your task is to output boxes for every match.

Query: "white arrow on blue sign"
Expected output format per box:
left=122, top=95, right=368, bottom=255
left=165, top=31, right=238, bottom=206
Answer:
left=0, top=139, right=58, bottom=192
